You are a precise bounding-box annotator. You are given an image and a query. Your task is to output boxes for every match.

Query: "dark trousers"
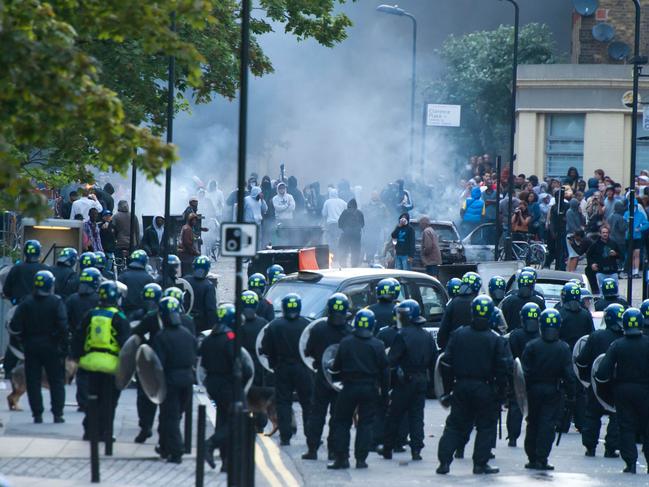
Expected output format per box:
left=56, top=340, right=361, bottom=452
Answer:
left=581, top=388, right=619, bottom=451
left=614, top=384, right=649, bottom=466
left=437, top=381, right=497, bottom=466
left=137, top=380, right=157, bottom=432
left=331, top=382, right=378, bottom=461
left=24, top=345, right=65, bottom=418
left=560, top=381, right=586, bottom=432
left=306, top=374, right=338, bottom=452
left=83, top=372, right=120, bottom=440
left=159, top=383, right=191, bottom=459
left=275, top=364, right=313, bottom=443
left=373, top=399, right=408, bottom=449
left=384, top=379, right=426, bottom=452
left=524, top=385, right=561, bottom=463
left=206, top=376, right=233, bottom=463
left=338, top=237, right=361, bottom=267
left=506, top=399, right=523, bottom=442
left=76, top=369, right=89, bottom=411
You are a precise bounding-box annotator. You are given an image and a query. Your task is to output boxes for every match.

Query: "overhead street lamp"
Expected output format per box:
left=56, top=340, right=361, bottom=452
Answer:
left=376, top=4, right=417, bottom=171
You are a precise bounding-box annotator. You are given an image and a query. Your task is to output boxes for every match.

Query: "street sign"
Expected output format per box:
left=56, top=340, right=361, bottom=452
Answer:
left=426, top=104, right=461, bottom=127
left=643, top=107, right=649, bottom=131
left=220, top=223, right=258, bottom=257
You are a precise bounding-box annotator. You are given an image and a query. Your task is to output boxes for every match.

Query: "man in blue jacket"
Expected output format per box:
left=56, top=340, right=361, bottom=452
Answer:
left=390, top=213, right=415, bottom=270
left=461, top=187, right=485, bottom=234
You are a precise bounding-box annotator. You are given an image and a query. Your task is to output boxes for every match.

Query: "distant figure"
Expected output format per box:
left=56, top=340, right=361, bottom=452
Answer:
left=321, top=189, right=347, bottom=255
left=273, top=182, right=296, bottom=221
left=179, top=214, right=201, bottom=277
left=337, top=199, right=364, bottom=267
left=113, top=200, right=139, bottom=255
left=141, top=215, right=167, bottom=258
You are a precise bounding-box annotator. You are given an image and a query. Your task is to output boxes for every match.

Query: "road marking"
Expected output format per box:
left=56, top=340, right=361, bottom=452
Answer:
left=258, top=435, right=301, bottom=487
left=255, top=442, right=284, bottom=487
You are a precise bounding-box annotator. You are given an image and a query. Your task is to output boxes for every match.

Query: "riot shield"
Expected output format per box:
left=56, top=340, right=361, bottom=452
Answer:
left=176, top=277, right=195, bottom=315
left=241, top=347, right=255, bottom=395
left=321, top=344, right=342, bottom=392
left=592, top=353, right=615, bottom=413
left=572, top=335, right=591, bottom=388
left=135, top=344, right=167, bottom=404
left=513, top=357, right=528, bottom=416
left=299, top=319, right=324, bottom=372
left=115, top=334, right=142, bottom=390
left=255, top=323, right=273, bottom=373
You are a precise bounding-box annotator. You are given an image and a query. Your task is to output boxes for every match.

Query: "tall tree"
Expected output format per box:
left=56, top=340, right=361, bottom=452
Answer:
left=0, top=0, right=352, bottom=217
left=424, top=23, right=556, bottom=162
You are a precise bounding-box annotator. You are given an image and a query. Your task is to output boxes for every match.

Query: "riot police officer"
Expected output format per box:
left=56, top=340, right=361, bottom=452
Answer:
left=488, top=276, right=507, bottom=307
left=368, top=278, right=401, bottom=333
left=594, top=278, right=629, bottom=311
left=10, top=270, right=68, bottom=423
left=522, top=308, right=575, bottom=471
left=575, top=303, right=623, bottom=458
left=500, top=271, right=546, bottom=332
left=641, top=299, right=649, bottom=335
left=153, top=297, right=197, bottom=464
left=437, top=271, right=483, bottom=349
left=302, top=293, right=351, bottom=461
left=267, top=264, right=284, bottom=285
left=184, top=256, right=217, bottom=333
left=65, top=267, right=102, bottom=412
left=506, top=302, right=541, bottom=447
left=51, top=247, right=79, bottom=298
left=328, top=309, right=388, bottom=470
left=436, top=296, right=508, bottom=475
left=261, top=293, right=312, bottom=446
left=248, top=273, right=275, bottom=321
left=163, top=287, right=196, bottom=334
left=595, top=308, right=649, bottom=474
left=79, top=251, right=98, bottom=271
left=201, top=303, right=237, bottom=471
left=130, top=282, right=164, bottom=443
left=117, top=249, right=155, bottom=320
left=94, top=251, right=114, bottom=280
left=381, top=300, right=437, bottom=461
left=74, top=281, right=130, bottom=441
left=446, top=278, right=462, bottom=302
left=239, top=291, right=268, bottom=387
left=558, top=282, right=594, bottom=432
left=158, top=254, right=182, bottom=289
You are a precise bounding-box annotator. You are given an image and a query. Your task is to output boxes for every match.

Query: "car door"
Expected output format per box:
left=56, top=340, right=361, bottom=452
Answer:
left=340, top=281, right=374, bottom=315
left=406, top=279, right=447, bottom=326
left=463, top=223, right=496, bottom=263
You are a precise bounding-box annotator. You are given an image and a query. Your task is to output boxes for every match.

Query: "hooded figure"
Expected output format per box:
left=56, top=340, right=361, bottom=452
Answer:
left=608, top=200, right=627, bottom=250
left=584, top=178, right=599, bottom=200
left=243, top=186, right=268, bottom=226
left=337, top=199, right=365, bottom=267
left=287, top=176, right=305, bottom=214
left=461, top=187, right=485, bottom=223
left=566, top=198, right=585, bottom=235
left=141, top=215, right=167, bottom=257
left=113, top=200, right=139, bottom=251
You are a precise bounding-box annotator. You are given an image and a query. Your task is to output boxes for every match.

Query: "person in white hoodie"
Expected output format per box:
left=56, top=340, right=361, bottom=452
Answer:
left=243, top=187, right=268, bottom=249
left=322, top=188, right=347, bottom=254
left=272, top=182, right=296, bottom=221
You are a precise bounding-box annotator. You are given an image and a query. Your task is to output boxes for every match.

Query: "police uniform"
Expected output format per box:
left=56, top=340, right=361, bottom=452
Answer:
left=183, top=275, right=217, bottom=333
left=522, top=309, right=575, bottom=470
left=594, top=296, right=629, bottom=312
left=248, top=273, right=275, bottom=322
left=52, top=263, right=79, bottom=298
left=261, top=294, right=312, bottom=445
left=436, top=296, right=508, bottom=475
left=153, top=297, right=197, bottom=463
left=256, top=298, right=275, bottom=322
left=437, top=272, right=483, bottom=350
left=595, top=308, right=649, bottom=473
left=500, top=294, right=546, bottom=332
left=240, top=314, right=268, bottom=384
left=118, top=265, right=155, bottom=320
left=382, top=300, right=437, bottom=460
left=368, top=301, right=396, bottom=334
left=328, top=310, right=388, bottom=469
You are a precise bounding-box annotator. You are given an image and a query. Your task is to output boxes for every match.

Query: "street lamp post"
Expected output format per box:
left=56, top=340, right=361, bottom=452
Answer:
left=162, top=12, right=176, bottom=287
left=501, top=0, right=519, bottom=261
left=376, top=4, right=417, bottom=171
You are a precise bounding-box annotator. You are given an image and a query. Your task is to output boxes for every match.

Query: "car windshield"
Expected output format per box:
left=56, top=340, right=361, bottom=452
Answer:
left=265, top=280, right=338, bottom=319
left=431, top=225, right=459, bottom=241
left=535, top=281, right=568, bottom=302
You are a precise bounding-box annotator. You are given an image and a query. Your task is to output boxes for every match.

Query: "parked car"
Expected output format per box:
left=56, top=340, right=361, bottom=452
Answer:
left=462, top=222, right=498, bottom=263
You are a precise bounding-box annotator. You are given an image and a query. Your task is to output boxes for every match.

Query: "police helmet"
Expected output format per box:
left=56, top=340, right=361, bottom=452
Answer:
left=488, top=275, right=507, bottom=302
left=603, top=303, right=625, bottom=333
left=142, top=283, right=163, bottom=311
left=79, top=251, right=97, bottom=270
left=267, top=264, right=285, bottom=284
left=33, top=270, right=55, bottom=296
left=460, top=272, right=482, bottom=296
left=272, top=273, right=286, bottom=285
left=520, top=302, right=541, bottom=333
left=248, top=273, right=267, bottom=296
left=281, top=293, right=302, bottom=320
left=580, top=288, right=594, bottom=311
left=562, top=282, right=582, bottom=311
left=159, top=296, right=182, bottom=327
left=640, top=299, right=649, bottom=329
left=98, top=281, right=120, bottom=306
left=376, top=278, right=400, bottom=302
left=24, top=240, right=41, bottom=263
left=327, top=293, right=350, bottom=326
left=129, top=249, right=148, bottom=270
left=517, top=271, right=536, bottom=298
left=57, top=247, right=78, bottom=267
left=601, top=278, right=618, bottom=298
left=395, top=299, right=426, bottom=326
left=520, top=266, right=538, bottom=280
left=93, top=251, right=107, bottom=270
left=471, top=295, right=494, bottom=331
left=539, top=309, right=561, bottom=342
left=192, top=255, right=210, bottom=279
left=167, top=254, right=181, bottom=277
left=78, top=267, right=102, bottom=295
left=352, top=309, right=375, bottom=338
left=163, top=286, right=184, bottom=302
left=446, top=278, right=462, bottom=298
left=622, top=308, right=643, bottom=336
left=216, top=303, right=237, bottom=328
left=241, top=290, right=259, bottom=320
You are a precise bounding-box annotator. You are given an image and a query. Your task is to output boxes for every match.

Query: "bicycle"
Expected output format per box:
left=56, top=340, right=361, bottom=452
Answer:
left=498, top=233, right=547, bottom=268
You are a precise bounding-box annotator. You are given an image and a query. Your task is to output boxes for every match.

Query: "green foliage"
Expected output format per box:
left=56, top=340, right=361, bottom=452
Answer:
left=0, top=0, right=352, bottom=218
left=424, top=23, right=556, bottom=161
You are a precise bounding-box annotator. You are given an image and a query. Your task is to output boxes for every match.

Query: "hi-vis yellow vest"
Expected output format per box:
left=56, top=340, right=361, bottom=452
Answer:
left=79, top=307, right=120, bottom=374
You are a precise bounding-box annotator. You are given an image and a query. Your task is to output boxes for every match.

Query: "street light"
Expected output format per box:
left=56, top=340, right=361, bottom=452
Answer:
left=501, top=0, right=519, bottom=261
left=376, top=4, right=417, bottom=171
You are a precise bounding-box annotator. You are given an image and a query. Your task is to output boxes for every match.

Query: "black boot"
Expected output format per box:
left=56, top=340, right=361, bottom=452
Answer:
left=623, top=464, right=637, bottom=474
left=356, top=459, right=368, bottom=469
left=378, top=446, right=392, bottom=460
left=53, top=416, right=65, bottom=424
left=327, top=458, right=350, bottom=470
left=604, top=449, right=619, bottom=458
left=585, top=447, right=596, bottom=457
left=473, top=463, right=499, bottom=474
left=411, top=450, right=422, bottom=461
left=538, top=460, right=554, bottom=471
left=205, top=442, right=216, bottom=469
left=134, top=429, right=152, bottom=444
left=301, top=450, right=317, bottom=460
left=436, top=463, right=450, bottom=475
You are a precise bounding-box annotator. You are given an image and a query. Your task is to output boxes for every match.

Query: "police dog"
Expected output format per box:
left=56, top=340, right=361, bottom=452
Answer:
left=6, top=359, right=77, bottom=411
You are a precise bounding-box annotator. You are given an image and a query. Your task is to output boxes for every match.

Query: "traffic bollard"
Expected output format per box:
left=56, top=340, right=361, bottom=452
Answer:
left=195, top=405, right=206, bottom=487
left=227, top=403, right=255, bottom=487
left=88, top=395, right=100, bottom=483
left=185, top=393, right=193, bottom=454
left=105, top=384, right=113, bottom=457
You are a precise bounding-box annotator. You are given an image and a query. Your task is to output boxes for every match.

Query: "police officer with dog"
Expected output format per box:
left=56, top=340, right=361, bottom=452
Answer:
left=437, top=271, right=482, bottom=349
left=183, top=256, right=217, bottom=333
left=368, top=278, right=401, bottom=332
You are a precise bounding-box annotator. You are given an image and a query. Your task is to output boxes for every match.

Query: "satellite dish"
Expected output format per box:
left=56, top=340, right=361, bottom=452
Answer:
left=609, top=41, right=631, bottom=61
left=592, top=23, right=615, bottom=43
left=573, top=0, right=598, bottom=16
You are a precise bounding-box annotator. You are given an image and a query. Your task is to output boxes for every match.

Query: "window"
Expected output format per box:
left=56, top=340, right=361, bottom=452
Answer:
left=469, top=223, right=497, bottom=245
left=636, top=117, right=649, bottom=173
left=411, top=282, right=445, bottom=319
left=341, top=282, right=372, bottom=312
left=546, top=114, right=585, bottom=179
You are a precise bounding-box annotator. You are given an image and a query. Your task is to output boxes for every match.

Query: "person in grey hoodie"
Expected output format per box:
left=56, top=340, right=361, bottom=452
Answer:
left=566, top=199, right=585, bottom=271
left=113, top=200, right=139, bottom=254
left=607, top=200, right=627, bottom=271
